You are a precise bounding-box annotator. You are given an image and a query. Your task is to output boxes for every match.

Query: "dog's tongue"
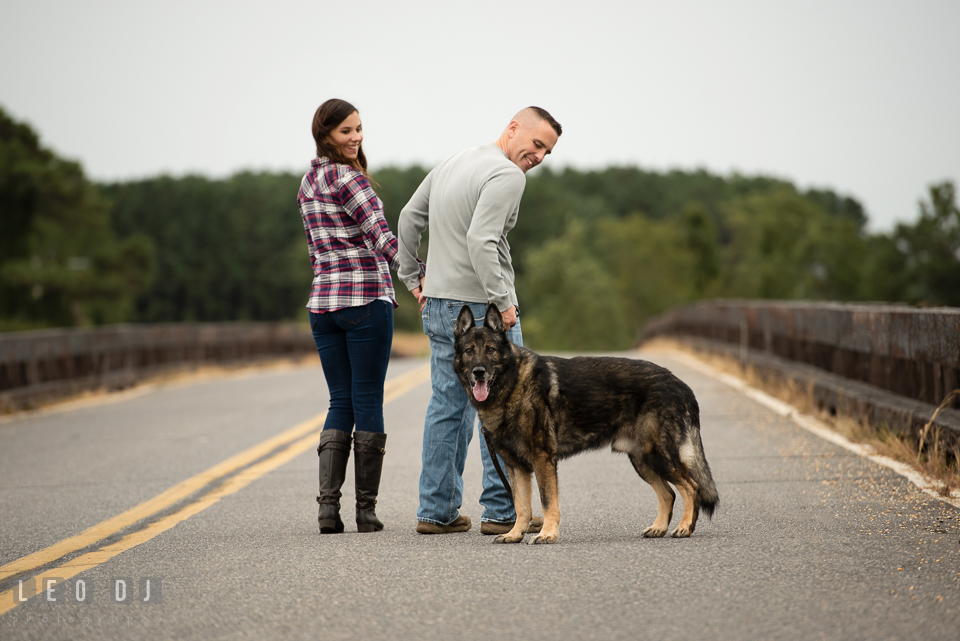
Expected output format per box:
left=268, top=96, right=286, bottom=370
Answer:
left=473, top=380, right=489, bottom=402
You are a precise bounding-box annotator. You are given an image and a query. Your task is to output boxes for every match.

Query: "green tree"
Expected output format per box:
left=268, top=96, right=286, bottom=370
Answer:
left=594, top=214, right=702, bottom=336
left=857, top=234, right=911, bottom=302
left=803, top=188, right=868, bottom=230
left=864, top=181, right=960, bottom=306
left=518, top=222, right=631, bottom=350
left=717, top=189, right=867, bottom=300
left=0, top=107, right=154, bottom=329
left=104, top=172, right=311, bottom=323
left=518, top=212, right=715, bottom=350
left=370, top=165, right=429, bottom=233
left=680, top=202, right=721, bottom=293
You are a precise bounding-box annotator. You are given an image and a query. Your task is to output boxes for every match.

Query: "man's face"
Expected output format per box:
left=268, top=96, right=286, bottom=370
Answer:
left=506, top=118, right=559, bottom=173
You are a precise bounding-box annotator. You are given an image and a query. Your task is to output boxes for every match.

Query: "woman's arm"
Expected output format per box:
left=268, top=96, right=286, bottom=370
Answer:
left=337, top=171, right=401, bottom=270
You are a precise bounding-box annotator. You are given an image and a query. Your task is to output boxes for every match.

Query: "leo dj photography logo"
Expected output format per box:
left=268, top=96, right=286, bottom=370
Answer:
left=13, top=577, right=162, bottom=605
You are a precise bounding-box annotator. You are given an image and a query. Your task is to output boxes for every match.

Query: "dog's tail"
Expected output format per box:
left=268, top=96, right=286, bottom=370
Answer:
left=683, top=419, right=719, bottom=518
left=695, top=460, right=719, bottom=518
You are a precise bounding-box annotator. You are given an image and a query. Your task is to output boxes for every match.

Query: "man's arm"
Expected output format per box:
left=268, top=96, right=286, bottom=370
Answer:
left=465, top=168, right=525, bottom=315
left=397, top=171, right=432, bottom=295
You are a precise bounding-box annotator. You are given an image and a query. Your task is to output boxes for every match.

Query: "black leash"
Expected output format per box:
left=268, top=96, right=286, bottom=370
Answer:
left=480, top=426, right=512, bottom=497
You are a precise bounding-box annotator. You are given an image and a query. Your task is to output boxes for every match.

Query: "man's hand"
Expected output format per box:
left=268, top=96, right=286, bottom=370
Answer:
left=412, top=277, right=426, bottom=311
left=501, top=305, right=518, bottom=330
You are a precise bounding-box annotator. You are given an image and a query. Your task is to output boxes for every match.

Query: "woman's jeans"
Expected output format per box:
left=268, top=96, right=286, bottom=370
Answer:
left=309, top=300, right=393, bottom=434
left=417, top=298, right=520, bottom=526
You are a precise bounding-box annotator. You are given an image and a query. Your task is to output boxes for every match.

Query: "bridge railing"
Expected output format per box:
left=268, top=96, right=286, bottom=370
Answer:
left=0, top=323, right=317, bottom=412
left=640, top=300, right=960, bottom=441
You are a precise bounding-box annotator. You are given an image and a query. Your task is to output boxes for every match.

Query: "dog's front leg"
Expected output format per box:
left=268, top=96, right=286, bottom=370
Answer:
left=493, top=465, right=532, bottom=544
left=531, top=456, right=560, bottom=544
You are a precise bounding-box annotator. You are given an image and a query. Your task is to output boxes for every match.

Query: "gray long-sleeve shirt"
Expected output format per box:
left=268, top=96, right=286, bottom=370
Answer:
left=397, top=145, right=525, bottom=312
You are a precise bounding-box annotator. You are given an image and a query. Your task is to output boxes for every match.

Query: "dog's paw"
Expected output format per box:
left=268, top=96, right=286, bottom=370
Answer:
left=641, top=526, right=667, bottom=538
left=493, top=534, right=523, bottom=544
left=670, top=525, right=693, bottom=538
left=528, top=533, right=557, bottom=545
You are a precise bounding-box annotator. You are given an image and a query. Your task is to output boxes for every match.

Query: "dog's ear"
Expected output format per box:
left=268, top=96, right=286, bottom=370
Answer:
left=484, top=303, right=506, bottom=334
left=455, top=305, right=476, bottom=339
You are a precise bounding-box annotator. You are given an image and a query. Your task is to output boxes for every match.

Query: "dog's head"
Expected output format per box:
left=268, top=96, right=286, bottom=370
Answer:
left=453, top=304, right=514, bottom=405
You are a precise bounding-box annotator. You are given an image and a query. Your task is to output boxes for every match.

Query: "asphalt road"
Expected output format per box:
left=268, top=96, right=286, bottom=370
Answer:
left=0, top=350, right=957, bottom=641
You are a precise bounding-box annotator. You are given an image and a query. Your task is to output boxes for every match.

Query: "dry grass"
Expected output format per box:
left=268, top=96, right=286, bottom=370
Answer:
left=391, top=330, right=431, bottom=358
left=646, top=338, right=960, bottom=497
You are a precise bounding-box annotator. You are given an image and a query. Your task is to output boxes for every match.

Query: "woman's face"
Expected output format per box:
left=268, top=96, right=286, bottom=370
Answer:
left=325, top=111, right=363, bottom=160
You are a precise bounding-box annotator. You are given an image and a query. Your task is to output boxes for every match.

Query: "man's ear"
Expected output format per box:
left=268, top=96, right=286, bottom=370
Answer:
left=455, top=305, right=475, bottom=339
left=484, top=303, right=506, bottom=334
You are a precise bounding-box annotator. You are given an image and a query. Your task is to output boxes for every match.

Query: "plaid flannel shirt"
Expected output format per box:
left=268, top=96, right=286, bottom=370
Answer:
left=299, top=157, right=417, bottom=313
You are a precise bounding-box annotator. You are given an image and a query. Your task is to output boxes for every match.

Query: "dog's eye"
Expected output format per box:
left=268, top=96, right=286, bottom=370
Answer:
left=485, top=346, right=497, bottom=355
left=464, top=348, right=475, bottom=355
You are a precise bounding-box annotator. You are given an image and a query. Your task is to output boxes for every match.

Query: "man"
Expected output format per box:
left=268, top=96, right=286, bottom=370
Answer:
left=397, top=107, right=562, bottom=534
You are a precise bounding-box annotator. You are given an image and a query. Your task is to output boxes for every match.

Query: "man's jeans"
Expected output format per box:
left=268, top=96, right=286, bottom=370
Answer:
left=417, top=298, right=520, bottom=525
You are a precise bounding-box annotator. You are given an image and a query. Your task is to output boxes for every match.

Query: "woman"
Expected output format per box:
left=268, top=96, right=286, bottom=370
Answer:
left=299, top=99, right=421, bottom=534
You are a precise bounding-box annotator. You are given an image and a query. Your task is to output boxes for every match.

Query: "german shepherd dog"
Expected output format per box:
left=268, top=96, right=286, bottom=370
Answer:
left=454, top=304, right=719, bottom=544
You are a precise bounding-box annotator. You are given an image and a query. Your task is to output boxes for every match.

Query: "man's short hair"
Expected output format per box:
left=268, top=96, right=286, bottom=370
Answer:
left=526, top=106, right=562, bottom=137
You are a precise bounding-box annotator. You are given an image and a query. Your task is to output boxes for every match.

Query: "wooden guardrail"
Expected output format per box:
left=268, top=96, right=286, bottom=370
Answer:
left=0, top=323, right=317, bottom=412
left=641, top=300, right=960, bottom=440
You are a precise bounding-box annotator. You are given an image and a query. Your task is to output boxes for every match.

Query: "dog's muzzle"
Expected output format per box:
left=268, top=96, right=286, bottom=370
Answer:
left=472, top=368, right=489, bottom=402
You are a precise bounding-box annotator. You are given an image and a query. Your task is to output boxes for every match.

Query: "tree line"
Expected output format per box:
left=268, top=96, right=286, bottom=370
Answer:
left=2, top=106, right=958, bottom=349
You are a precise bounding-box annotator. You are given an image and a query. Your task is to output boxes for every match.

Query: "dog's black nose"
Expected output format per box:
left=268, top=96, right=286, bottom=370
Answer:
left=472, top=367, right=486, bottom=379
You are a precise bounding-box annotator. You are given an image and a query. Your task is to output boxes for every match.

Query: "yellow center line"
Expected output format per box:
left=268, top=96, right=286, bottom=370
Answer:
left=0, top=362, right=431, bottom=615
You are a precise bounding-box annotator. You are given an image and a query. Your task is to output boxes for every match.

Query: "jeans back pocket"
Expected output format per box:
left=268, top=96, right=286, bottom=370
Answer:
left=336, top=305, right=372, bottom=326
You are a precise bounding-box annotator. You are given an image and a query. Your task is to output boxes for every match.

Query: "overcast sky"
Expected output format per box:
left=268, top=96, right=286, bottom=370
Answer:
left=2, top=0, right=958, bottom=231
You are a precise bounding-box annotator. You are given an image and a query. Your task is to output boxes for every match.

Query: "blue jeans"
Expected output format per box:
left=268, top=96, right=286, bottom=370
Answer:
left=417, top=298, right=521, bottom=525
left=309, top=300, right=393, bottom=433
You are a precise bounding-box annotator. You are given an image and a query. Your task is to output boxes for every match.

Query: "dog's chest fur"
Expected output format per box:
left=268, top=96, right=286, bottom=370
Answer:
left=476, top=350, right=622, bottom=467
left=470, top=351, right=557, bottom=462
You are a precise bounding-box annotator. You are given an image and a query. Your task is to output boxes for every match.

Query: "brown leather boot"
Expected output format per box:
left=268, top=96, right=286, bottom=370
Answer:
left=316, top=429, right=351, bottom=534
left=353, top=431, right=387, bottom=532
